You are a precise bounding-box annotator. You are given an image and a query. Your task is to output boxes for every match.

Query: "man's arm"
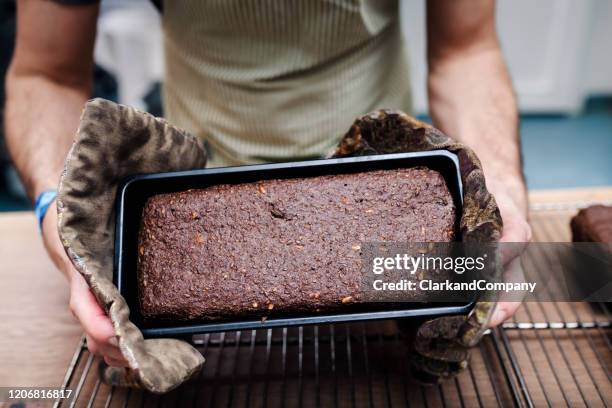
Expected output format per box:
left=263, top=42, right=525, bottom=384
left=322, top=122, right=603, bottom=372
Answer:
left=426, top=0, right=531, bottom=326
left=5, top=0, right=127, bottom=367
left=6, top=0, right=97, bottom=202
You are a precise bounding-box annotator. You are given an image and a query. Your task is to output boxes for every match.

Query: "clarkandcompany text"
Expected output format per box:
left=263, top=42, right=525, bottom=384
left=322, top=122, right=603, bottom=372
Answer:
left=372, top=279, right=537, bottom=293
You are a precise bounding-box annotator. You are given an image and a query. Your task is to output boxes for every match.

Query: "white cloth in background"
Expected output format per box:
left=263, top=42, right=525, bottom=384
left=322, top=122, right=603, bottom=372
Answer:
left=94, top=0, right=163, bottom=110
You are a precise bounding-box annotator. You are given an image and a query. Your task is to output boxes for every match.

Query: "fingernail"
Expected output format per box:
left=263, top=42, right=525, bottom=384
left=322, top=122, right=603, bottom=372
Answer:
left=491, top=309, right=507, bottom=327
left=108, top=336, right=119, bottom=347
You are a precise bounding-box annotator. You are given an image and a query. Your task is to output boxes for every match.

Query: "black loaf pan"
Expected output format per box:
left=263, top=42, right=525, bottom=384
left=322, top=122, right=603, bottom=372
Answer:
left=114, top=151, right=471, bottom=338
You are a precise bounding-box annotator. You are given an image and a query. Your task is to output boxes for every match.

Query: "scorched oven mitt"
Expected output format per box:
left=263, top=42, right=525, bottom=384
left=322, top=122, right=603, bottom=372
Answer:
left=331, top=110, right=504, bottom=383
left=57, top=98, right=207, bottom=393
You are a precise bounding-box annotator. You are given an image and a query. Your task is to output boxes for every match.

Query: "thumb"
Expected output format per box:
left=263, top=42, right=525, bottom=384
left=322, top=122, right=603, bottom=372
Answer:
left=69, top=273, right=116, bottom=344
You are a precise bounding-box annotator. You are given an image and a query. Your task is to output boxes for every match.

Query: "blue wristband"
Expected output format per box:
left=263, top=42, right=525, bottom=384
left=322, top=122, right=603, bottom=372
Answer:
left=35, top=190, right=58, bottom=231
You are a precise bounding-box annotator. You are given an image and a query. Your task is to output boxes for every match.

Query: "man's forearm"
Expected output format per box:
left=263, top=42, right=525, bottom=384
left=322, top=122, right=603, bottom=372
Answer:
left=5, top=72, right=89, bottom=200
left=5, top=0, right=97, bottom=201
left=427, top=46, right=527, bottom=215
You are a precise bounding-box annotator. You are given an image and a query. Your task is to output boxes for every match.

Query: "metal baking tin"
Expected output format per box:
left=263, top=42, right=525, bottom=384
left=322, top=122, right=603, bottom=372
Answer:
left=114, top=151, right=472, bottom=338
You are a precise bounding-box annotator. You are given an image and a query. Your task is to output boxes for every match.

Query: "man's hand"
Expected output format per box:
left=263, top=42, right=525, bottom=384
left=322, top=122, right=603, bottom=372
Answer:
left=488, top=188, right=532, bottom=327
left=426, top=0, right=531, bottom=327
left=42, top=201, right=128, bottom=367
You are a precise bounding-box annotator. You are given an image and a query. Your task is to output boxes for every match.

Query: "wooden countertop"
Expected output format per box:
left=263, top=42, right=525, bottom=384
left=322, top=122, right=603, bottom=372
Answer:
left=0, top=212, right=81, bottom=387
left=0, top=187, right=610, bottom=389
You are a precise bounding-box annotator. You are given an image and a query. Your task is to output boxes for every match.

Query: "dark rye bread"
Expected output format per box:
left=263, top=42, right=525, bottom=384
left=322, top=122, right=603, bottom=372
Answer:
left=137, top=167, right=456, bottom=322
left=571, top=205, right=612, bottom=242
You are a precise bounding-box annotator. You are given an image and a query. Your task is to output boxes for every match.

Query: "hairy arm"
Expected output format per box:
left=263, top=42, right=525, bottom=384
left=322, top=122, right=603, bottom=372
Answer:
left=5, top=0, right=96, bottom=202
left=426, top=0, right=531, bottom=325
left=427, top=0, right=525, bottom=211
left=4, top=0, right=126, bottom=367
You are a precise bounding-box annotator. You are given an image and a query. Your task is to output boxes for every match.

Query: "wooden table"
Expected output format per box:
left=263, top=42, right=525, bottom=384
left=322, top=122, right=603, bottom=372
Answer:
left=0, top=187, right=610, bottom=390
left=0, top=213, right=81, bottom=387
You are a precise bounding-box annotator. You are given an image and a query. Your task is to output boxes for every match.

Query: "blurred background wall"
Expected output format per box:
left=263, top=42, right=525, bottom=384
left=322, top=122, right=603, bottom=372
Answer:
left=0, top=0, right=610, bottom=211
left=404, top=0, right=612, bottom=115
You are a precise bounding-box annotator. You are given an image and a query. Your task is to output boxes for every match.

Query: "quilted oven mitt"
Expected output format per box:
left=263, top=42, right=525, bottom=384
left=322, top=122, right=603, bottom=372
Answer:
left=57, top=98, right=207, bottom=393
left=331, top=110, right=503, bottom=383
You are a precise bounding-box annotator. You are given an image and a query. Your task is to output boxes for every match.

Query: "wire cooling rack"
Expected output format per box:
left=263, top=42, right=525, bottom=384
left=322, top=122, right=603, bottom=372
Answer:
left=54, top=207, right=611, bottom=407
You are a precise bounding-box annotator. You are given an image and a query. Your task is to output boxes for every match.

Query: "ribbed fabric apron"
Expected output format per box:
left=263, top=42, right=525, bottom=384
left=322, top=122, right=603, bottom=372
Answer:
left=162, top=0, right=412, bottom=167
